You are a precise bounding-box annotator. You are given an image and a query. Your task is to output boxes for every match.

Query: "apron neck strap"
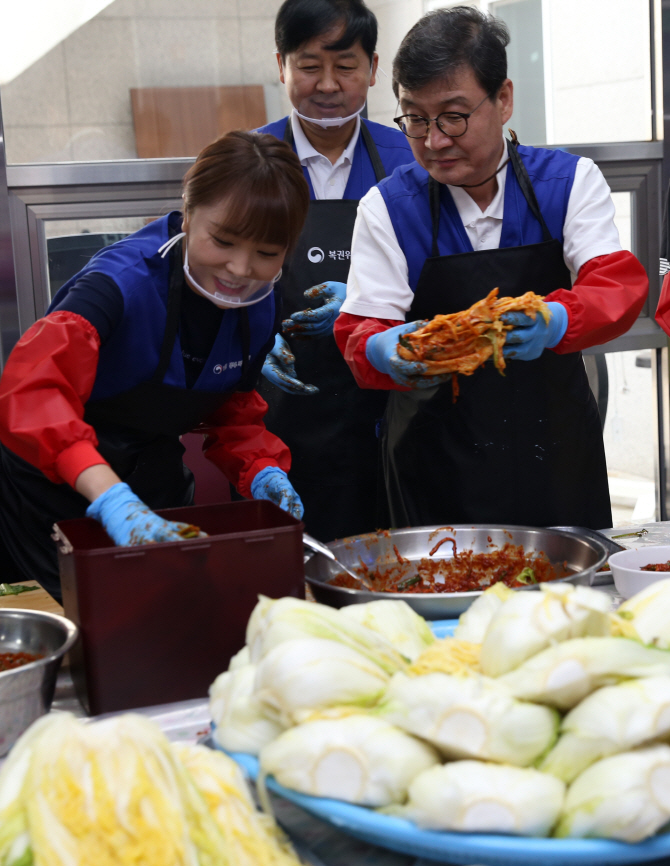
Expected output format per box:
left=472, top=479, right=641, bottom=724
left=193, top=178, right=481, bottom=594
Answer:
left=152, top=236, right=185, bottom=385
left=429, top=177, right=442, bottom=258
left=236, top=306, right=251, bottom=389
left=427, top=137, right=554, bottom=255
left=505, top=136, right=553, bottom=243
left=155, top=235, right=251, bottom=388
left=283, top=116, right=386, bottom=183
left=359, top=120, right=386, bottom=183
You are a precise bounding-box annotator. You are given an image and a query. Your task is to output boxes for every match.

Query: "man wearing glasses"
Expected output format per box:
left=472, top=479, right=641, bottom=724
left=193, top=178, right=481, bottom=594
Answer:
left=335, top=6, right=648, bottom=530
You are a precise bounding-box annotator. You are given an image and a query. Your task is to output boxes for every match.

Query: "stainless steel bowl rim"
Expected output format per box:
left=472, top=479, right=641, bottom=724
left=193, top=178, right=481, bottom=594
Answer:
left=304, top=524, right=609, bottom=600
left=0, top=609, right=78, bottom=679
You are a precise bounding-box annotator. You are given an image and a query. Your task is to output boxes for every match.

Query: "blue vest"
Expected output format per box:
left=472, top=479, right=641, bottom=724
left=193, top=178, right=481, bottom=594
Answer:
left=49, top=213, right=277, bottom=401
left=257, top=117, right=414, bottom=199
left=378, top=144, right=579, bottom=291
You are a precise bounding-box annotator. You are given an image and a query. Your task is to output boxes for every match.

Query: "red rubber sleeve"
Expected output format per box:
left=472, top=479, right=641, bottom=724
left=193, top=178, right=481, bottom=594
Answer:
left=547, top=250, right=648, bottom=353
left=0, top=311, right=110, bottom=486
left=201, top=390, right=291, bottom=499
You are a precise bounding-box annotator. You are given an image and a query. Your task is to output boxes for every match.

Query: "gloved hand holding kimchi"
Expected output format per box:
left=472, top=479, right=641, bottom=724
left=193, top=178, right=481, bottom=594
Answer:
left=395, top=288, right=553, bottom=398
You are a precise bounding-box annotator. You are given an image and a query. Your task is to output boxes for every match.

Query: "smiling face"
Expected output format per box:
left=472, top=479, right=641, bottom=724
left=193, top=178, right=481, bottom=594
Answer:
left=398, top=65, right=513, bottom=188
left=278, top=25, right=377, bottom=128
left=183, top=198, right=286, bottom=301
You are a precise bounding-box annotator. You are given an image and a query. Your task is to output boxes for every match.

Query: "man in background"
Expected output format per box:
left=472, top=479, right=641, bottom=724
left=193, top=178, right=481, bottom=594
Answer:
left=257, top=0, right=414, bottom=540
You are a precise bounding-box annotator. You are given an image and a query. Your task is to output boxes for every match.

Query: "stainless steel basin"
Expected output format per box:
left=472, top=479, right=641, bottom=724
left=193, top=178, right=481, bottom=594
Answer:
left=0, top=609, right=79, bottom=755
left=305, top=525, right=608, bottom=620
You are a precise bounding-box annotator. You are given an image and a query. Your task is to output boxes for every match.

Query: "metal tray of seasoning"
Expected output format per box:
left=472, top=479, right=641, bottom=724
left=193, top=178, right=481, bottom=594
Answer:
left=304, top=525, right=608, bottom=620
left=549, top=526, right=625, bottom=586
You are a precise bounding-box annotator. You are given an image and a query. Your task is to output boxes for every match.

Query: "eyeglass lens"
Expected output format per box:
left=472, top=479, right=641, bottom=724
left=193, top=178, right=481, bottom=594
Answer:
left=400, top=113, right=468, bottom=138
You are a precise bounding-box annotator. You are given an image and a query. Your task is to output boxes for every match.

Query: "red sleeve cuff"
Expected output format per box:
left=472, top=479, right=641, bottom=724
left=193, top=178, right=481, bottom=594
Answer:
left=55, top=440, right=109, bottom=488
left=334, top=313, right=411, bottom=390
left=237, top=458, right=282, bottom=500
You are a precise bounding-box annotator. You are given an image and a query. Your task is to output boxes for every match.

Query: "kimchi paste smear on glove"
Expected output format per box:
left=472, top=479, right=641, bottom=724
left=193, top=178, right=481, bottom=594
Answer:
left=396, top=288, right=550, bottom=400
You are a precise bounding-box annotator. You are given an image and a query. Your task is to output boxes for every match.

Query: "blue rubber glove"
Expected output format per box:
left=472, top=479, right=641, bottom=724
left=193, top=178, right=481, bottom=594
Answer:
left=262, top=334, right=319, bottom=395
left=366, top=321, right=454, bottom=389
left=250, top=467, right=304, bottom=519
left=282, top=282, right=347, bottom=337
left=86, top=482, right=199, bottom=546
left=502, top=302, right=569, bottom=361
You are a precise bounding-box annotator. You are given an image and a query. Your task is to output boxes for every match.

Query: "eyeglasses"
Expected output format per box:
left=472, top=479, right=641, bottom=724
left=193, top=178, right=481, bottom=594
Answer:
left=393, top=94, right=490, bottom=139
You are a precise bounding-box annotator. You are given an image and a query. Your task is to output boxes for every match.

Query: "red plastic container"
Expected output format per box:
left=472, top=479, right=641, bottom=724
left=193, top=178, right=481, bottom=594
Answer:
left=55, top=500, right=304, bottom=715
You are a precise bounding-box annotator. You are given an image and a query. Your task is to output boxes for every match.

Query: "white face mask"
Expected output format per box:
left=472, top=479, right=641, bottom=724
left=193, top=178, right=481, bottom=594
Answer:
left=293, top=103, right=366, bottom=129
left=277, top=48, right=372, bottom=129
left=158, top=232, right=281, bottom=309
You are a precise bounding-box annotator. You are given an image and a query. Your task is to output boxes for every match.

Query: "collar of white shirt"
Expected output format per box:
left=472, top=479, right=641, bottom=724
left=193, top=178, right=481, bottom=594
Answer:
left=290, top=109, right=361, bottom=170
left=446, top=138, right=509, bottom=227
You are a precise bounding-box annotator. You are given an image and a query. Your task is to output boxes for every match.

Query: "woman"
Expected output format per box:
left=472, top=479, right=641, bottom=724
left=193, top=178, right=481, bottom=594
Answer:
left=0, top=131, right=310, bottom=599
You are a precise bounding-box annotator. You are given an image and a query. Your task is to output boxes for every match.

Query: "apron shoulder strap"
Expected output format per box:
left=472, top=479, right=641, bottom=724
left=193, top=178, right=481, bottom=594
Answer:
left=359, top=120, right=387, bottom=183
left=152, top=237, right=185, bottom=384
left=236, top=308, right=252, bottom=389
left=506, top=136, right=553, bottom=243
left=428, top=177, right=441, bottom=258
left=426, top=137, right=555, bottom=254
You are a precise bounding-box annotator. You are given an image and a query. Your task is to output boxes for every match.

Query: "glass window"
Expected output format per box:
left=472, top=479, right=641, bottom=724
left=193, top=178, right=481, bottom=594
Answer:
left=602, top=350, right=657, bottom=525
left=489, top=0, right=546, bottom=145
left=45, top=217, right=149, bottom=298
left=611, top=191, right=633, bottom=253
left=409, top=0, right=657, bottom=146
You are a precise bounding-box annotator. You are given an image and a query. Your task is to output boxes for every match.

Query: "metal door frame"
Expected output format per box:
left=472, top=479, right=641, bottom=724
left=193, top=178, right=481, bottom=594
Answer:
left=6, top=159, right=189, bottom=332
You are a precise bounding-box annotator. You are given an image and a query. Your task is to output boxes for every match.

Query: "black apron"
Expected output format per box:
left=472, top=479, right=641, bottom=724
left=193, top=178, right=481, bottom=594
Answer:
left=257, top=120, right=389, bottom=541
left=0, top=239, right=248, bottom=598
left=382, top=139, right=612, bottom=530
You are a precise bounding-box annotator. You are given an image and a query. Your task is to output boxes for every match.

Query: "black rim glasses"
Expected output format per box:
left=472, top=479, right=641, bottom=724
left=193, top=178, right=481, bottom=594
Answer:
left=393, top=94, right=490, bottom=139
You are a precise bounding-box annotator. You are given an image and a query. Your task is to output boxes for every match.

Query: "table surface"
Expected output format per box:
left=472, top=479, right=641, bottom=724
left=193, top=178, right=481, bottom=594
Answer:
left=600, top=521, right=670, bottom=540
left=29, top=522, right=670, bottom=865
left=0, top=581, right=64, bottom=616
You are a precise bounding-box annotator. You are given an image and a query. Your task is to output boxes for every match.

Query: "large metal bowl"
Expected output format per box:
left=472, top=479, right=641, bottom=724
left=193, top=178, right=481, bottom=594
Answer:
left=305, top=525, right=608, bottom=620
left=0, top=609, right=79, bottom=756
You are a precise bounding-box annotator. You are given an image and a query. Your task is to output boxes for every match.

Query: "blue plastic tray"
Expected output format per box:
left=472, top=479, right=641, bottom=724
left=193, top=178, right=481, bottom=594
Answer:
left=217, top=619, right=670, bottom=865
left=225, top=750, right=670, bottom=866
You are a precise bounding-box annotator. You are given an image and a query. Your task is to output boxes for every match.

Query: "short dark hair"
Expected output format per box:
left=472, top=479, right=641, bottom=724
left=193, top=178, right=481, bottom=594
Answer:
left=183, top=131, right=309, bottom=252
left=275, top=0, right=378, bottom=62
left=392, top=6, right=510, bottom=99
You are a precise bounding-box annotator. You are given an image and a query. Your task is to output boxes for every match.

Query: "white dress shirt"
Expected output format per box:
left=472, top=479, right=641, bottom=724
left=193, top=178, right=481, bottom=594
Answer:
left=342, top=148, right=623, bottom=321
left=291, top=110, right=361, bottom=201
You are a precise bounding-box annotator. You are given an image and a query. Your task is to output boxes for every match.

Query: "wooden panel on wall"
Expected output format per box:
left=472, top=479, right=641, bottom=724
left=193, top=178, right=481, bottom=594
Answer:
left=130, top=86, right=267, bottom=158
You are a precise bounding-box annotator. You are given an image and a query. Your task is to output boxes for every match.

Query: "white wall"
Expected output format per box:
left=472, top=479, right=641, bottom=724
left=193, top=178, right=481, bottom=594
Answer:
left=366, top=0, right=423, bottom=126
left=1, top=0, right=415, bottom=164
left=1, top=0, right=417, bottom=164
left=0, top=0, right=291, bottom=163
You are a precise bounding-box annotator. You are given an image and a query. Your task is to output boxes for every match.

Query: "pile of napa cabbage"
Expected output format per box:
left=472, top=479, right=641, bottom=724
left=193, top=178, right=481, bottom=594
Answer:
left=209, top=582, right=670, bottom=842
left=0, top=712, right=302, bottom=866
